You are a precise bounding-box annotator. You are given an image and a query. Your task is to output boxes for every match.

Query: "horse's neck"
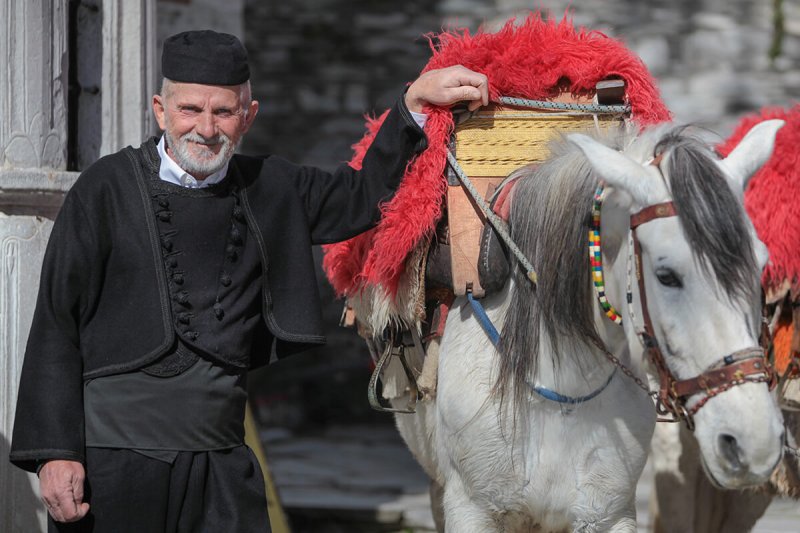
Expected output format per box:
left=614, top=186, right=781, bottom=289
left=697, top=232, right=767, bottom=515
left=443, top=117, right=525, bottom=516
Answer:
left=531, top=328, right=619, bottom=394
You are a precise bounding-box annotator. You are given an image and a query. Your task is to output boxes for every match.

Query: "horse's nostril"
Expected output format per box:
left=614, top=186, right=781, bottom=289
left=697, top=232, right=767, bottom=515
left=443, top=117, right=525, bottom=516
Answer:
left=719, top=433, right=746, bottom=473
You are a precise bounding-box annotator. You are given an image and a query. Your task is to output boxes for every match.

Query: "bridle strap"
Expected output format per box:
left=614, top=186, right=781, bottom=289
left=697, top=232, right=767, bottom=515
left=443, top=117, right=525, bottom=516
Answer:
left=671, top=350, right=771, bottom=398
left=630, top=201, right=677, bottom=229
left=631, top=229, right=676, bottom=419
left=629, top=202, right=776, bottom=428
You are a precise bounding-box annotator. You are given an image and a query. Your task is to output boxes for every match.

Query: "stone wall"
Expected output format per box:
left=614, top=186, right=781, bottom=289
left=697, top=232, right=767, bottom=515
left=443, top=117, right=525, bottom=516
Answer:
left=243, top=0, right=799, bottom=164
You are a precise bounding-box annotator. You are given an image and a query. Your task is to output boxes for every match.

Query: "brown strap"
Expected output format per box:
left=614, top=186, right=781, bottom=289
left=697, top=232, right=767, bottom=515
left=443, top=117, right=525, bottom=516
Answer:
left=792, top=303, right=800, bottom=355
left=630, top=202, right=677, bottom=229
left=672, top=356, right=770, bottom=398
left=633, top=230, right=676, bottom=412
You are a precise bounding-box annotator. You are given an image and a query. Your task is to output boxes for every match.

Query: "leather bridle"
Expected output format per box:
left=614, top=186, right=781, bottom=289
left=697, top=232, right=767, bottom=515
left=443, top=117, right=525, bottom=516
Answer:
left=628, top=158, right=777, bottom=431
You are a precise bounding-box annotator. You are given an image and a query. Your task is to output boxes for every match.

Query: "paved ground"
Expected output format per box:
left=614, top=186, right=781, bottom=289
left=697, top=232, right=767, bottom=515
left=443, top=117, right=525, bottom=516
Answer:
left=263, top=424, right=800, bottom=532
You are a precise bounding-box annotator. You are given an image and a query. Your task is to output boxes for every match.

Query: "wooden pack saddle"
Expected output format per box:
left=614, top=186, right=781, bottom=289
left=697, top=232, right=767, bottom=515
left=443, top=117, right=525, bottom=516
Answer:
left=429, top=80, right=629, bottom=299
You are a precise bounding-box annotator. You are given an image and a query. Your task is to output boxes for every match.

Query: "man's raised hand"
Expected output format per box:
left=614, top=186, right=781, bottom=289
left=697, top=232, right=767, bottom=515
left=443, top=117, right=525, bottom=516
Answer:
left=405, top=65, right=489, bottom=113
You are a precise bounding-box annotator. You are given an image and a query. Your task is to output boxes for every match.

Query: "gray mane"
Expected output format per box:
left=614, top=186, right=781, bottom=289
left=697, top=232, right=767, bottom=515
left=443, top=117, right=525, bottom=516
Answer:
left=496, top=125, right=758, bottom=408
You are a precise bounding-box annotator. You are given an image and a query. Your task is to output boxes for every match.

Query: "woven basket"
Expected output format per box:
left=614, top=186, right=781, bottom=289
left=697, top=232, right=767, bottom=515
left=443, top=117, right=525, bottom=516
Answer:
left=445, top=103, right=628, bottom=297
left=454, top=107, right=625, bottom=177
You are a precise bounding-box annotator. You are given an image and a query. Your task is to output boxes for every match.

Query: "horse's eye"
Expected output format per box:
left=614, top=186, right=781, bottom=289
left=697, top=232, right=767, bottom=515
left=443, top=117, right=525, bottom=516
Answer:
left=656, top=268, right=683, bottom=288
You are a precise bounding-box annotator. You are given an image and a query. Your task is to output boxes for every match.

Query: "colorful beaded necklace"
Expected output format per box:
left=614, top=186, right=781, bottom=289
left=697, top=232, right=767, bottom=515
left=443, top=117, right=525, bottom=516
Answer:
left=590, top=184, right=623, bottom=325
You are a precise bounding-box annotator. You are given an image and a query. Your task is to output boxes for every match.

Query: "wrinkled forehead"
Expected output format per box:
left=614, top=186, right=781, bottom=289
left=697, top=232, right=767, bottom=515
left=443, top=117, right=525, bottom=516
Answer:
left=163, top=80, right=248, bottom=106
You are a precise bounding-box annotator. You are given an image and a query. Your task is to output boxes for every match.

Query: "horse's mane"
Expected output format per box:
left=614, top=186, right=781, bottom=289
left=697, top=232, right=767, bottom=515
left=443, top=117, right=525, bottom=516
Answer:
left=497, top=125, right=759, bottom=406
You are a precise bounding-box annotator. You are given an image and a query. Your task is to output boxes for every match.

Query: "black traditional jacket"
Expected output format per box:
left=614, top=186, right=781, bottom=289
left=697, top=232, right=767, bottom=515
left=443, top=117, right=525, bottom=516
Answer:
left=10, top=99, right=426, bottom=472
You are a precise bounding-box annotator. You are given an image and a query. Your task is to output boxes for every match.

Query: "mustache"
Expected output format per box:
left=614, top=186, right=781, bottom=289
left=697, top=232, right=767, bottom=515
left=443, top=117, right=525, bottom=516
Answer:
left=182, top=132, right=229, bottom=146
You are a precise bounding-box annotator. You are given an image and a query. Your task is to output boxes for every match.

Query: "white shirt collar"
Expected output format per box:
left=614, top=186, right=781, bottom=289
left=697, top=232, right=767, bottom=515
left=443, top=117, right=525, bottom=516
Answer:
left=156, top=135, right=230, bottom=189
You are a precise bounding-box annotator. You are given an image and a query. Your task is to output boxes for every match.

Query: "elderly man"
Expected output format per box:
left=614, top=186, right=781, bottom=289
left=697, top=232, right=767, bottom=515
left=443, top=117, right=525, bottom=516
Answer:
left=10, top=30, right=488, bottom=532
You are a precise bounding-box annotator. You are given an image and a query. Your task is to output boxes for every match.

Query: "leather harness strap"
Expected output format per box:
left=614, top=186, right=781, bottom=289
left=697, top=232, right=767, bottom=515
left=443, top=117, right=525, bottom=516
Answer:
left=630, top=202, right=677, bottom=230
left=671, top=351, right=769, bottom=398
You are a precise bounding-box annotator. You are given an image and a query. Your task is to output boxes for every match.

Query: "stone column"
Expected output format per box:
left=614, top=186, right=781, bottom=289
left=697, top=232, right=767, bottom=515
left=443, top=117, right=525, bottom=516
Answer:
left=0, top=1, right=75, bottom=530
left=101, top=0, right=157, bottom=156
left=2, top=1, right=155, bottom=531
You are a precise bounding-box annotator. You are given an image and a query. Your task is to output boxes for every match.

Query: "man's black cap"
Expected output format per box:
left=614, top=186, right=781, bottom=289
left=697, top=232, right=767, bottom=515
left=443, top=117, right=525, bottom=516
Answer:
left=162, top=30, right=250, bottom=85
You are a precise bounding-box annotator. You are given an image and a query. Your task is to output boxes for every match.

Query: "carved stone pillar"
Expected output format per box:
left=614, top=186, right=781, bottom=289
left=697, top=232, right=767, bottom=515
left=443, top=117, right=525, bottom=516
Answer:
left=1, top=1, right=154, bottom=531
left=0, top=1, right=73, bottom=530
left=0, top=217, right=56, bottom=532
left=0, top=0, right=68, bottom=170
left=101, top=0, right=157, bottom=156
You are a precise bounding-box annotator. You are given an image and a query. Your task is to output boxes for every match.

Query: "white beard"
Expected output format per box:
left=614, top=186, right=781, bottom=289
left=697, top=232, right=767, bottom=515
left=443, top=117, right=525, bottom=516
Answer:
left=165, top=128, right=235, bottom=177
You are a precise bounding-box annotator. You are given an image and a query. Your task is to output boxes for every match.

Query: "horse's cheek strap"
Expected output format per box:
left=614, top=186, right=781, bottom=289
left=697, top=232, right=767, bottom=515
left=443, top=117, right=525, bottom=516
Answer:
left=672, top=356, right=771, bottom=398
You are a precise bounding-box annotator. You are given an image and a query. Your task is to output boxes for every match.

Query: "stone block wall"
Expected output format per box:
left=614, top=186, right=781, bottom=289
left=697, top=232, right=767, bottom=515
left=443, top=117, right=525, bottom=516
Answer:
left=241, top=1, right=445, bottom=169
left=242, top=0, right=800, bottom=164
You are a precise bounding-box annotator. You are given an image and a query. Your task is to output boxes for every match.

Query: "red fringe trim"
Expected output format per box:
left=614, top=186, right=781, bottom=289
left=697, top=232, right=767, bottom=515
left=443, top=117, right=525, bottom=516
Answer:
left=323, top=13, right=670, bottom=297
left=717, top=105, right=800, bottom=294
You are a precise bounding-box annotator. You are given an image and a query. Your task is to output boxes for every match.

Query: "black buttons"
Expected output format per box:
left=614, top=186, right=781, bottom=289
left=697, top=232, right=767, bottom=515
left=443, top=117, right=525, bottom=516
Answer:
left=173, top=291, right=189, bottom=305
left=230, top=226, right=242, bottom=244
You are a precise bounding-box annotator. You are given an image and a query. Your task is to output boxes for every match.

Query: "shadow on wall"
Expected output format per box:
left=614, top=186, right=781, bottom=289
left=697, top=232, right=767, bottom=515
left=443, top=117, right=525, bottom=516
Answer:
left=1, top=434, right=46, bottom=532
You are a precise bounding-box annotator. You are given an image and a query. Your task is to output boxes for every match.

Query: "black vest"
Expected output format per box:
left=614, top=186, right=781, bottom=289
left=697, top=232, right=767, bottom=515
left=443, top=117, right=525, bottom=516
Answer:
left=143, top=178, right=265, bottom=373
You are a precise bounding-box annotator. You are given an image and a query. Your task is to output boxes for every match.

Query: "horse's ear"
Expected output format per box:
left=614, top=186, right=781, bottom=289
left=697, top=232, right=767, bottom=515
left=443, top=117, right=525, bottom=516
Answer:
left=718, top=119, right=784, bottom=192
left=568, top=133, right=658, bottom=208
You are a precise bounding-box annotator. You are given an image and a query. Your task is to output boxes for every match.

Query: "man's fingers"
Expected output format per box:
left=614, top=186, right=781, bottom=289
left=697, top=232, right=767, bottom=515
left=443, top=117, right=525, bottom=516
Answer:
left=72, top=473, right=85, bottom=503
left=439, top=86, right=484, bottom=110
left=449, top=69, right=489, bottom=105
left=39, top=461, right=89, bottom=523
left=50, top=493, right=87, bottom=523
left=41, top=495, right=62, bottom=522
left=68, top=474, right=90, bottom=521
left=405, top=64, right=490, bottom=112
left=68, top=502, right=90, bottom=522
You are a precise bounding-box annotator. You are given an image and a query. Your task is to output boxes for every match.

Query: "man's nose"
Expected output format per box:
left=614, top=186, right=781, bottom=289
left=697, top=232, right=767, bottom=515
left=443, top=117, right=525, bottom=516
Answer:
left=195, top=113, right=217, bottom=139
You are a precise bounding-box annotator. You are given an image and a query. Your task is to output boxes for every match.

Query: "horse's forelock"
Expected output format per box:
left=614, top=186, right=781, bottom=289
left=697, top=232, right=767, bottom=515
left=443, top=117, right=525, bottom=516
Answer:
left=657, top=130, right=759, bottom=303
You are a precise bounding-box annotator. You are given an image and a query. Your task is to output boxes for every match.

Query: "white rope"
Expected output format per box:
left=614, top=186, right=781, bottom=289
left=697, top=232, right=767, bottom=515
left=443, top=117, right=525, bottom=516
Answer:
left=497, top=96, right=630, bottom=114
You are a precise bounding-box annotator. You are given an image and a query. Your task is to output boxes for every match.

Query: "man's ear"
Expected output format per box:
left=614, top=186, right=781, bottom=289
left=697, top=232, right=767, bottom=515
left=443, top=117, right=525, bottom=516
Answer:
left=242, top=100, right=259, bottom=134
left=152, top=94, right=167, bottom=131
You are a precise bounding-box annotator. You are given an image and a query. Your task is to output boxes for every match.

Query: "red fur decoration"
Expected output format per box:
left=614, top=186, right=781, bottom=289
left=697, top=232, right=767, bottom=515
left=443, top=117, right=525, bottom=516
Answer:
left=323, top=13, right=671, bottom=297
left=717, top=105, right=800, bottom=294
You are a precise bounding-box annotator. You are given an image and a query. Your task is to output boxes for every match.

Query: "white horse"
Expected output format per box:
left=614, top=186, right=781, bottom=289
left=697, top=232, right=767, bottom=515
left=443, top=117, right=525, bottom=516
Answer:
left=376, top=120, right=786, bottom=532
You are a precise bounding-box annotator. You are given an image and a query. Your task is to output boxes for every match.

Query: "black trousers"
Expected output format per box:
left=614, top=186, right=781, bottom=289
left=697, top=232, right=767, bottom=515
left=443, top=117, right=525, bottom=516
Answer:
left=49, top=446, right=271, bottom=533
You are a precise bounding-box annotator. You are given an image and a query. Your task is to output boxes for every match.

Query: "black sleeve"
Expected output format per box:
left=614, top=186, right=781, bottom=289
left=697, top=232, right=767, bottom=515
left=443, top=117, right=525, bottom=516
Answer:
left=290, top=96, right=428, bottom=245
left=9, top=191, right=97, bottom=473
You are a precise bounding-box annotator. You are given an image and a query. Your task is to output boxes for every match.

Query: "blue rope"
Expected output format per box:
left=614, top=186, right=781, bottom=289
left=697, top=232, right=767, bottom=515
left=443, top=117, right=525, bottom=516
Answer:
left=530, top=369, right=616, bottom=405
left=467, top=292, right=616, bottom=406
left=467, top=291, right=501, bottom=347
